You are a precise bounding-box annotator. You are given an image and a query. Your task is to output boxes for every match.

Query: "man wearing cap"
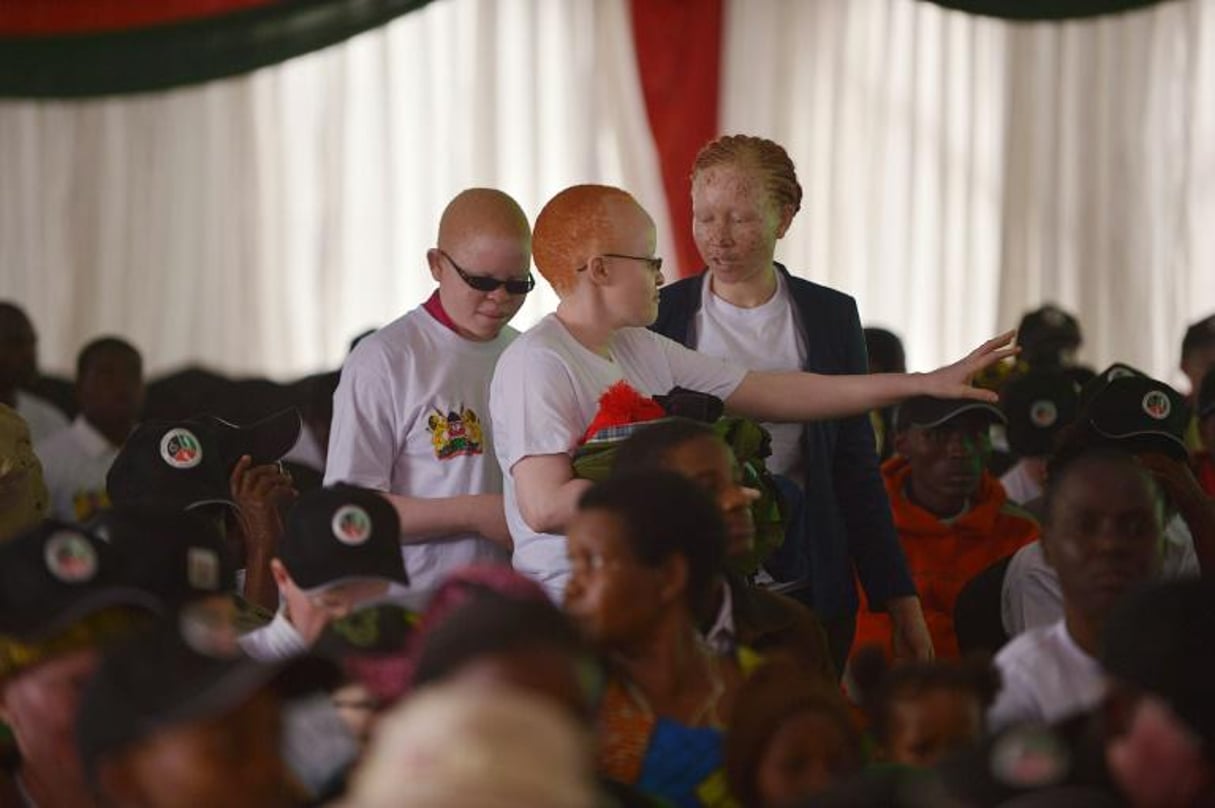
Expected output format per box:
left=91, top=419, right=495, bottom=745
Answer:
left=106, top=410, right=300, bottom=611
left=324, top=188, right=532, bottom=599
left=988, top=447, right=1165, bottom=731
left=35, top=336, right=144, bottom=523
left=1001, top=367, right=1215, bottom=637
left=0, top=521, right=160, bottom=807
left=998, top=370, right=1079, bottom=507
left=238, top=485, right=409, bottom=661
left=851, top=396, right=1039, bottom=661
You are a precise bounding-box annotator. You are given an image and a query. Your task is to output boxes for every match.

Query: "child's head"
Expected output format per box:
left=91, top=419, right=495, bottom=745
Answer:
left=852, top=646, right=1000, bottom=768
left=727, top=656, right=862, bottom=808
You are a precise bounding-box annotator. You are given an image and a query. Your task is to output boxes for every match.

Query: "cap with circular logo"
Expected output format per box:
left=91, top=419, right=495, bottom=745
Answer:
left=894, top=396, right=1007, bottom=433
left=1000, top=370, right=1080, bottom=458
left=279, top=485, right=408, bottom=594
left=1083, top=374, right=1187, bottom=461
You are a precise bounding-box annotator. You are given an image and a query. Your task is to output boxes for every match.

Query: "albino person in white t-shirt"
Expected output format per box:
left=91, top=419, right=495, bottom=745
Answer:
left=989, top=447, right=1165, bottom=731
left=326, top=189, right=534, bottom=599
left=489, top=184, right=1017, bottom=600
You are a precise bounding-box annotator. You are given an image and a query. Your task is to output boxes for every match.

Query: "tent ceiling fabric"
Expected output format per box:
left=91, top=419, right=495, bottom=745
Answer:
left=923, top=0, right=1170, bottom=20
left=0, top=0, right=437, bottom=98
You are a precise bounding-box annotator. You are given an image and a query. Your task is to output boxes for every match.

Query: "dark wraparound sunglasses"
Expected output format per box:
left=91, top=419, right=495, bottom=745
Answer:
left=438, top=249, right=535, bottom=295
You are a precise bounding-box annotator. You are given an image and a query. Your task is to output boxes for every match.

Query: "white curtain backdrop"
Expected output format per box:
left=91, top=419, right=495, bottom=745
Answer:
left=0, top=0, right=673, bottom=380
left=722, top=0, right=1215, bottom=389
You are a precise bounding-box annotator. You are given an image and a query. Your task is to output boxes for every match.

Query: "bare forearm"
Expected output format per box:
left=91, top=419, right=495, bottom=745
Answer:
left=242, top=547, right=278, bottom=612
left=381, top=492, right=504, bottom=544
left=727, top=370, right=926, bottom=422
left=518, top=477, right=593, bottom=535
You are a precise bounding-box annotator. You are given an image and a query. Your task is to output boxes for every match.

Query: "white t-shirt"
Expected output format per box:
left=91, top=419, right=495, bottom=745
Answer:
left=34, top=416, right=120, bottom=523
left=1002, top=515, right=1200, bottom=636
left=988, top=619, right=1106, bottom=731
left=490, top=314, right=748, bottom=599
left=16, top=391, right=68, bottom=445
left=692, top=271, right=807, bottom=483
left=325, top=306, right=514, bottom=597
left=1000, top=460, right=1042, bottom=505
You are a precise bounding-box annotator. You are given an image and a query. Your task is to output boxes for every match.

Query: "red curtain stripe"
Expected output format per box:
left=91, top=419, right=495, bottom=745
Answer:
left=0, top=0, right=278, bottom=36
left=629, top=0, right=723, bottom=279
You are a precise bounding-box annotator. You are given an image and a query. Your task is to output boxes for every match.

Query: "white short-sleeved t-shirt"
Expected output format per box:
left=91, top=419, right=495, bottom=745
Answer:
left=490, top=314, right=747, bottom=599
left=16, top=391, right=68, bottom=445
left=325, top=306, right=514, bottom=596
left=692, top=271, right=807, bottom=483
left=34, top=416, right=119, bottom=523
left=988, top=619, right=1105, bottom=732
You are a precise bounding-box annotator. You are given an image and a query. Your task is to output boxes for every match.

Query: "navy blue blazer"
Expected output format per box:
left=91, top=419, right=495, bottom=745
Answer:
left=651, top=264, right=915, bottom=619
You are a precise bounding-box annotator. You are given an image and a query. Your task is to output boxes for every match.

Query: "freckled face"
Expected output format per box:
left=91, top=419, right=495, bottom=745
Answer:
left=691, top=164, right=788, bottom=286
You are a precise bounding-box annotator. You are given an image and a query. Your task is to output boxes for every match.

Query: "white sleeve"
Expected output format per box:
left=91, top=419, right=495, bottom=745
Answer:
left=987, top=647, right=1045, bottom=732
left=323, top=341, right=399, bottom=491
left=656, top=332, right=747, bottom=400
left=490, top=346, right=585, bottom=474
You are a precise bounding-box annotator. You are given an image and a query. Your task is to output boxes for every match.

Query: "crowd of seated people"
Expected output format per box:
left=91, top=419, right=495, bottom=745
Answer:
left=1, top=133, right=1213, bottom=808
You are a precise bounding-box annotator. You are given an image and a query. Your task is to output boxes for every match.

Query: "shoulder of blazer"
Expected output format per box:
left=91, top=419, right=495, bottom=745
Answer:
left=653, top=270, right=708, bottom=342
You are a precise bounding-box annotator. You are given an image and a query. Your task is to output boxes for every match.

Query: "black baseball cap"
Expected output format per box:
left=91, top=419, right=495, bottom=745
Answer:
left=1000, top=370, right=1080, bottom=457
left=106, top=408, right=300, bottom=512
left=1081, top=372, right=1187, bottom=461
left=279, top=485, right=408, bottom=594
left=894, top=397, right=1006, bottom=433
left=76, top=612, right=339, bottom=784
left=0, top=520, right=161, bottom=643
left=1101, top=578, right=1215, bottom=751
left=96, top=506, right=237, bottom=607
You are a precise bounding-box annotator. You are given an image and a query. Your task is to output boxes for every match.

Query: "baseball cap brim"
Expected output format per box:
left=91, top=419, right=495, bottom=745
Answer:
left=3, top=586, right=163, bottom=645
left=298, top=575, right=410, bottom=598
left=898, top=401, right=1006, bottom=431
left=208, top=408, right=302, bottom=469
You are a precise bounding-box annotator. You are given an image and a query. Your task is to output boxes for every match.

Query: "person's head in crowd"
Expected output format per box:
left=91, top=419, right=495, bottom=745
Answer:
left=425, top=188, right=533, bottom=342
left=726, top=655, right=862, bottom=807
left=1041, top=447, right=1164, bottom=654
left=411, top=588, right=599, bottom=720
left=0, top=521, right=159, bottom=807
left=850, top=646, right=1000, bottom=768
left=1198, top=367, right=1215, bottom=455
left=1180, top=313, right=1215, bottom=397
left=865, top=328, right=907, bottom=375
left=532, top=184, right=664, bottom=323
left=267, top=485, right=408, bottom=647
left=0, top=404, right=48, bottom=540
left=893, top=397, right=1005, bottom=517
left=96, top=505, right=236, bottom=611
left=563, top=471, right=727, bottom=650
left=1099, top=578, right=1215, bottom=807
left=1016, top=305, right=1082, bottom=369
left=688, top=134, right=799, bottom=295
left=77, top=616, right=337, bottom=808
left=74, top=336, right=144, bottom=448
left=1000, top=369, right=1080, bottom=489
left=1071, top=365, right=1189, bottom=462
left=346, top=679, right=598, bottom=808
left=0, top=301, right=37, bottom=403
left=612, top=418, right=759, bottom=560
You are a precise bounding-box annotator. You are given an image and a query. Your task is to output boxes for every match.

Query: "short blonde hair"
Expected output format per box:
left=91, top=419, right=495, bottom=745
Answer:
left=532, top=185, right=640, bottom=297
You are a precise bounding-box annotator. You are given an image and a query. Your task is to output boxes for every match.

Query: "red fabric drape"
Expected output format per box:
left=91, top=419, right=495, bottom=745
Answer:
left=630, top=0, right=722, bottom=279
left=0, top=0, right=278, bottom=35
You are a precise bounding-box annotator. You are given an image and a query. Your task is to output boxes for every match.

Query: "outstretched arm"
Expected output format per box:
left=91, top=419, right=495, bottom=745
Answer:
left=725, top=331, right=1016, bottom=422
left=379, top=492, right=513, bottom=550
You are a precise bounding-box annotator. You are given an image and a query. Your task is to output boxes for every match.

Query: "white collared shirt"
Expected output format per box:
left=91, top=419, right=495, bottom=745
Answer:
left=238, top=608, right=308, bottom=662
left=34, top=416, right=120, bottom=523
left=988, top=619, right=1106, bottom=731
left=704, top=580, right=736, bottom=655
left=15, top=391, right=67, bottom=444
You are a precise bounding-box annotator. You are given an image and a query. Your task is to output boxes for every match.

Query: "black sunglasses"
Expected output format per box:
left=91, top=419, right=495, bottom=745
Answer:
left=575, top=253, right=664, bottom=275
left=438, top=249, right=535, bottom=295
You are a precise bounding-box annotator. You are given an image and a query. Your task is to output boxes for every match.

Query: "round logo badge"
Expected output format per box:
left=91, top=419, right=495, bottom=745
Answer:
left=44, top=530, right=99, bottom=584
left=332, top=505, right=373, bottom=546
left=1029, top=400, right=1058, bottom=429
left=1142, top=390, right=1172, bottom=421
left=160, top=428, right=203, bottom=469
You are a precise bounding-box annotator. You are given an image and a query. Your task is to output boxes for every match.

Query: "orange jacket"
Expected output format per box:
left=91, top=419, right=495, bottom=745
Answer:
left=852, top=457, right=1039, bottom=660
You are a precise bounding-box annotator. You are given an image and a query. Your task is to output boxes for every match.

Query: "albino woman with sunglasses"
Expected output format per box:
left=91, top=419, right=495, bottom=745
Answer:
left=325, top=188, right=536, bottom=600
left=490, top=184, right=1016, bottom=603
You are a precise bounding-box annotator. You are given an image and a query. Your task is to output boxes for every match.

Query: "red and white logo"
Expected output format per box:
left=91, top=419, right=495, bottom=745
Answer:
left=160, top=428, right=203, bottom=469
left=1029, top=400, right=1058, bottom=429
left=1142, top=391, right=1172, bottom=421
left=44, top=531, right=98, bottom=583
left=332, top=505, right=372, bottom=546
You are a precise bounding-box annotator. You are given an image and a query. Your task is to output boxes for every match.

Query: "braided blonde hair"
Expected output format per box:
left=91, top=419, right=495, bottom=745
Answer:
left=691, top=135, right=802, bottom=217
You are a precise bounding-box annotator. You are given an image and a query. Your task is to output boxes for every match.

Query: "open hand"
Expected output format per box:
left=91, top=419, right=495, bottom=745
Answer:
left=920, top=330, right=1018, bottom=402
